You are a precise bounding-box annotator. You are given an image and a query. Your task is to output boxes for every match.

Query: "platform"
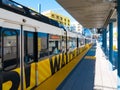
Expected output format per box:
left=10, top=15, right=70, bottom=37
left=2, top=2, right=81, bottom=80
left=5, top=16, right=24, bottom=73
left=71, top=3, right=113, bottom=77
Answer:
left=35, top=42, right=117, bottom=90
left=94, top=43, right=117, bottom=90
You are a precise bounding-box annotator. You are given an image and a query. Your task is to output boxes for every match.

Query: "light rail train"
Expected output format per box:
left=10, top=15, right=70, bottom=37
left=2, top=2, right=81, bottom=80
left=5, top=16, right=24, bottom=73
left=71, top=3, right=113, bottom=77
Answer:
left=0, top=0, right=93, bottom=89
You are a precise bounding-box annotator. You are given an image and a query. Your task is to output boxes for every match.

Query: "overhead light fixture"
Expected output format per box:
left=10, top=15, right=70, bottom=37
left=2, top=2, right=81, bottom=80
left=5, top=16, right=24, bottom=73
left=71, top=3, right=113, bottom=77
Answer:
left=103, top=0, right=116, bottom=3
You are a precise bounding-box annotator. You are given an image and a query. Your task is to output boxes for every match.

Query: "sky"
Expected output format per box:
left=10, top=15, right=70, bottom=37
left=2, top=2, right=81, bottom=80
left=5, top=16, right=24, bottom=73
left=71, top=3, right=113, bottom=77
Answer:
left=13, top=0, right=77, bottom=23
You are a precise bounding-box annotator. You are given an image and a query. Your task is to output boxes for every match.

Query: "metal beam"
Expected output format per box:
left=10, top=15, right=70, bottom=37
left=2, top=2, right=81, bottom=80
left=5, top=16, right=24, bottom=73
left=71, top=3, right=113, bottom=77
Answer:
left=103, top=9, right=115, bottom=28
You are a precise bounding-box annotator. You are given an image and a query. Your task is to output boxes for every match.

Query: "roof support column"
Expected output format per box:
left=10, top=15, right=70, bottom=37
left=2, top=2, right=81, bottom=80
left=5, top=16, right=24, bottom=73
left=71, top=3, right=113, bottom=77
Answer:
left=104, top=28, right=107, bottom=54
left=102, top=29, right=105, bottom=48
left=117, top=0, right=120, bottom=89
left=109, top=21, right=113, bottom=70
left=102, top=28, right=107, bottom=54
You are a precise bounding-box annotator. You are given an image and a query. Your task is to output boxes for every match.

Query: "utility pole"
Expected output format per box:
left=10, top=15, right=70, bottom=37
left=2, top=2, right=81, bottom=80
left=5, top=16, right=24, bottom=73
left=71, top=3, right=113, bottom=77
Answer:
left=38, top=4, right=41, bottom=13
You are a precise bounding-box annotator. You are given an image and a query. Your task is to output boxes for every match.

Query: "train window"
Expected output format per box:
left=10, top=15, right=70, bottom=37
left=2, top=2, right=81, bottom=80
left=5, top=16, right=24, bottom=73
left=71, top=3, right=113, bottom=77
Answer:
left=80, top=38, right=84, bottom=46
left=49, top=34, right=61, bottom=55
left=61, top=36, right=66, bottom=53
left=67, top=37, right=73, bottom=52
left=38, top=32, right=48, bottom=59
left=2, top=28, right=18, bottom=71
left=68, top=37, right=77, bottom=51
left=24, top=31, right=34, bottom=64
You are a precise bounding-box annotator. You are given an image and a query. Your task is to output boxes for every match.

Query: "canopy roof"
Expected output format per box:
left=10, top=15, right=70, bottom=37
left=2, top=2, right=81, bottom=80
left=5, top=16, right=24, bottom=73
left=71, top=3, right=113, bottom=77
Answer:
left=57, top=0, right=116, bottom=28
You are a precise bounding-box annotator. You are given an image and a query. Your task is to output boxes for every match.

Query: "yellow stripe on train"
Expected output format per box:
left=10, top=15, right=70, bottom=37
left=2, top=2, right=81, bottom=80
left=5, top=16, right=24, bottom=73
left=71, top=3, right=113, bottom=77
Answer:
left=37, top=58, right=52, bottom=85
left=25, top=63, right=36, bottom=90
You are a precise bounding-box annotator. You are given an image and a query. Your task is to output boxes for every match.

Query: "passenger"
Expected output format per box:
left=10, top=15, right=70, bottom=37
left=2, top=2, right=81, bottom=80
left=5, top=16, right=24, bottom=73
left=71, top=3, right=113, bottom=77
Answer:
left=71, top=43, right=75, bottom=49
left=53, top=47, right=59, bottom=54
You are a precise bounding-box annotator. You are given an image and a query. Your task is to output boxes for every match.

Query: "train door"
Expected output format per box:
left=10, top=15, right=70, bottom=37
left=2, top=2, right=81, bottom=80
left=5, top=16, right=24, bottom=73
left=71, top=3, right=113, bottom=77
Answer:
left=0, top=22, right=20, bottom=90
left=23, top=26, right=36, bottom=90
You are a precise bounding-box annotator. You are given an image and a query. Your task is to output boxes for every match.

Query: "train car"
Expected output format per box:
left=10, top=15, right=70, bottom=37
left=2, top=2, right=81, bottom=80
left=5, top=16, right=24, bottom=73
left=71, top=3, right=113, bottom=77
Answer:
left=0, top=0, right=92, bottom=90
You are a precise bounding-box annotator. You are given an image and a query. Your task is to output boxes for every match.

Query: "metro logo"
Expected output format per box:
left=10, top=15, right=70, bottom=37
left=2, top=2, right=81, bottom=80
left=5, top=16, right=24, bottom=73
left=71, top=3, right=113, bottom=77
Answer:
left=1, top=71, right=20, bottom=90
left=50, top=53, right=66, bottom=75
left=50, top=56, right=60, bottom=75
left=1, top=64, right=35, bottom=90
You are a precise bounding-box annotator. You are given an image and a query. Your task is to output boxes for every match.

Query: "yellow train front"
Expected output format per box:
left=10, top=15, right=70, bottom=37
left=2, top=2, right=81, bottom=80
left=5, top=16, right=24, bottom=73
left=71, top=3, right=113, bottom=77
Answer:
left=0, top=0, right=93, bottom=90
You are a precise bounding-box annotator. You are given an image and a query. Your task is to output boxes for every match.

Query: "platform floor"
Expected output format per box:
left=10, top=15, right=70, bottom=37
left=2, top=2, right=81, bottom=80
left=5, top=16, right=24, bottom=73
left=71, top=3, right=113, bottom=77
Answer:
left=35, top=42, right=117, bottom=90
left=57, top=42, right=117, bottom=90
left=94, top=43, right=117, bottom=90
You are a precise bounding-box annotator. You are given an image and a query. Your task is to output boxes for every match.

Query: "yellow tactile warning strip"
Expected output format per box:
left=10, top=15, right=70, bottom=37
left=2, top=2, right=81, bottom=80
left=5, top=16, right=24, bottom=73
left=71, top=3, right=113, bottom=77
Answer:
left=35, top=46, right=91, bottom=90
left=84, top=56, right=96, bottom=60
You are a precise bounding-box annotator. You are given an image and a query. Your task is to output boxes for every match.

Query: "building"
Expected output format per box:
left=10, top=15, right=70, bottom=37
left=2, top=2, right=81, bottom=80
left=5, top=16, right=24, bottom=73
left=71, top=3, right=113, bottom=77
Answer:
left=42, top=10, right=70, bottom=27
left=70, top=22, right=83, bottom=33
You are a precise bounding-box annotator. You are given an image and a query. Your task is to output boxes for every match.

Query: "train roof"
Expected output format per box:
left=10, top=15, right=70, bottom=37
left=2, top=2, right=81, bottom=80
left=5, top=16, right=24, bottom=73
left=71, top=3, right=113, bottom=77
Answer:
left=0, top=0, right=64, bottom=29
